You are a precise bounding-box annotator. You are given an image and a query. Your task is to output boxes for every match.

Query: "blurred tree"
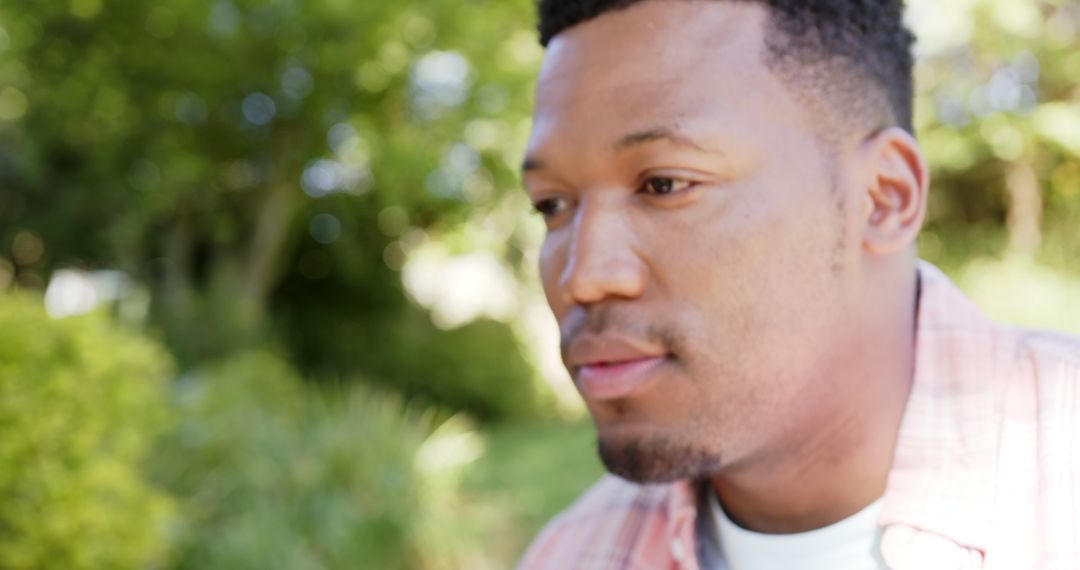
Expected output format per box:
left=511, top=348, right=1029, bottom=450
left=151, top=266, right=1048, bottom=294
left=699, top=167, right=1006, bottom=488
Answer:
left=912, top=0, right=1080, bottom=274
left=0, top=0, right=551, bottom=418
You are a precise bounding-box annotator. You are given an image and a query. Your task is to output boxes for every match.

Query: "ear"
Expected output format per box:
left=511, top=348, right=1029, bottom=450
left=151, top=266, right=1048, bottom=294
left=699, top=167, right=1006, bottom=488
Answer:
left=858, top=127, right=929, bottom=256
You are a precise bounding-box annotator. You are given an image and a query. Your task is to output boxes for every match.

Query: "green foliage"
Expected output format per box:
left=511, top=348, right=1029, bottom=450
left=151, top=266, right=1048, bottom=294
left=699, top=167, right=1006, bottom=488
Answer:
left=0, top=293, right=174, bottom=570
left=0, top=0, right=551, bottom=421
left=0, top=0, right=538, bottom=359
left=285, top=304, right=550, bottom=422
left=913, top=0, right=1080, bottom=275
left=394, top=317, right=549, bottom=422
left=152, top=351, right=441, bottom=569
left=461, top=422, right=604, bottom=567
left=960, top=255, right=1080, bottom=335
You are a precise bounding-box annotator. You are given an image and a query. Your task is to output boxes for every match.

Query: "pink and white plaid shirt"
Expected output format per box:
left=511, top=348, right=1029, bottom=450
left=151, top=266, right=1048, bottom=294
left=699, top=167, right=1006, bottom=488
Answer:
left=519, top=263, right=1080, bottom=569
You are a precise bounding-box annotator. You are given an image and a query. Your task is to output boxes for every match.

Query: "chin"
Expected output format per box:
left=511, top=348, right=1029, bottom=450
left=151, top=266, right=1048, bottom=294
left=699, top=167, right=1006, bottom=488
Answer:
left=596, top=430, right=725, bottom=484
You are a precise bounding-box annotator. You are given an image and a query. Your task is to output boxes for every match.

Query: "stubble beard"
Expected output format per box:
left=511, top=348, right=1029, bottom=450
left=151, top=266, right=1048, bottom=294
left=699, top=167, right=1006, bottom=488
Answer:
left=597, top=431, right=726, bottom=484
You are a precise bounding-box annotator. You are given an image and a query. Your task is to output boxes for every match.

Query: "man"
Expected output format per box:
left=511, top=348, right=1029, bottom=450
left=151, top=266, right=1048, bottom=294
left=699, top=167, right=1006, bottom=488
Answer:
left=517, top=1, right=1080, bottom=568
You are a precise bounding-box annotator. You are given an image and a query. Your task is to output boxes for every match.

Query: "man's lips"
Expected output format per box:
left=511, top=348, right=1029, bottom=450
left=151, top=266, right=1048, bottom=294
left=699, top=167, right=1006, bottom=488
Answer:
left=567, top=334, right=670, bottom=400
left=576, top=356, right=669, bottom=400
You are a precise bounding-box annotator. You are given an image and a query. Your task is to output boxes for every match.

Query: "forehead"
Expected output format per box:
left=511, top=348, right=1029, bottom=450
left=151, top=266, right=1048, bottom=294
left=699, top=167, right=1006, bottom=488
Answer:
left=529, top=1, right=805, bottom=160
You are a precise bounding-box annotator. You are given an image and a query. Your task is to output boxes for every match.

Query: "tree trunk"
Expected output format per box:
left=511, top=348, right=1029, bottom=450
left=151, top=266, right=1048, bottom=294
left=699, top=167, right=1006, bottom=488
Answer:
left=161, top=215, right=195, bottom=317
left=1006, top=161, right=1042, bottom=256
left=238, top=183, right=301, bottom=326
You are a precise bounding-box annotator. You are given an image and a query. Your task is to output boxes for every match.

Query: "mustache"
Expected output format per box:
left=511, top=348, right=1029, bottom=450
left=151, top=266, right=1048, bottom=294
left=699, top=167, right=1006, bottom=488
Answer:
left=559, top=307, right=682, bottom=359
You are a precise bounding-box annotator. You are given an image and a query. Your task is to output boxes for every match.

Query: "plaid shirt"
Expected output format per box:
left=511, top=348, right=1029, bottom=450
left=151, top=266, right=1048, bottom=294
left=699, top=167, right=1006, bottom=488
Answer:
left=518, top=263, right=1080, bottom=569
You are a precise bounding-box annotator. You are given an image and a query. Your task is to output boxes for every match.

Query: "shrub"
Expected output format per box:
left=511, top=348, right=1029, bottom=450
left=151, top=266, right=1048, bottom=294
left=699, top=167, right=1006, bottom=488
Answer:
left=384, top=316, right=551, bottom=423
left=153, top=351, right=460, bottom=570
left=283, top=304, right=554, bottom=423
left=0, top=293, right=174, bottom=569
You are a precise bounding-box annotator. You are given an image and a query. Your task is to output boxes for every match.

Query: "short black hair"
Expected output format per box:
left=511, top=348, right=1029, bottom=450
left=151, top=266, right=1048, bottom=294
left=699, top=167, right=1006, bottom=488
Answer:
left=537, top=0, right=915, bottom=135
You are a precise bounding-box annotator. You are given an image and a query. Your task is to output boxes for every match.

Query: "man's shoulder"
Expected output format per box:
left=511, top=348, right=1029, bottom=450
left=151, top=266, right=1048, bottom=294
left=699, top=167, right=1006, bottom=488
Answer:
left=919, top=260, right=1080, bottom=387
left=1019, top=327, right=1080, bottom=365
left=955, top=320, right=1080, bottom=409
left=997, top=327, right=1080, bottom=565
left=516, top=475, right=685, bottom=569
left=1014, top=326, right=1080, bottom=403
left=917, top=262, right=1080, bottom=398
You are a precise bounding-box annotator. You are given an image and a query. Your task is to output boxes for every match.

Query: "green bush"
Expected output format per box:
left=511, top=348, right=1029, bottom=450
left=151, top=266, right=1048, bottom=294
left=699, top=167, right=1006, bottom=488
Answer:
left=0, top=293, right=174, bottom=569
left=382, top=316, right=551, bottom=423
left=152, top=351, right=451, bottom=570
left=284, top=305, right=553, bottom=423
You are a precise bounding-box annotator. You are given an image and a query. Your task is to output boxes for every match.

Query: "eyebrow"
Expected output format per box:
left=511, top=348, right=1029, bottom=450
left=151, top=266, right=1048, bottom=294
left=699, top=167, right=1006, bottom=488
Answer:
left=614, top=126, right=708, bottom=153
left=522, top=157, right=546, bottom=173
left=521, top=125, right=709, bottom=173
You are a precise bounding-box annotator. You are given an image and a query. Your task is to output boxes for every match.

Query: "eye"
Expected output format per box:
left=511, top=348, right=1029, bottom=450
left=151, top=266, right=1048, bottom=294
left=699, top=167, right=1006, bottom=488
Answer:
left=532, top=196, right=570, bottom=219
left=642, top=177, right=694, bottom=196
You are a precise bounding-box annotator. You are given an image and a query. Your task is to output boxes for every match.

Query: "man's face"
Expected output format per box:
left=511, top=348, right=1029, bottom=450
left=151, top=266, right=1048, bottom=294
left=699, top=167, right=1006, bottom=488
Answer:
left=524, top=1, right=867, bottom=482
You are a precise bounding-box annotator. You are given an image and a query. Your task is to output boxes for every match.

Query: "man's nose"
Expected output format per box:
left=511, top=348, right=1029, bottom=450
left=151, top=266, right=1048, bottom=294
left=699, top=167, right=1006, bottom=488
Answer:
left=559, top=200, right=648, bottom=305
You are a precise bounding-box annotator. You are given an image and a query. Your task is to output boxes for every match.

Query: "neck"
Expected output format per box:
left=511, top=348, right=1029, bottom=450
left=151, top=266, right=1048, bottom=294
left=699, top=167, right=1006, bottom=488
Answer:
left=710, top=260, right=920, bottom=534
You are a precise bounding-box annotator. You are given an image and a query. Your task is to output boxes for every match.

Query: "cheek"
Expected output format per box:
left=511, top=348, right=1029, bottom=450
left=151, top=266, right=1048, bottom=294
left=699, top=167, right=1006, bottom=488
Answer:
left=640, top=187, right=770, bottom=300
left=538, top=234, right=566, bottom=309
left=649, top=176, right=841, bottom=354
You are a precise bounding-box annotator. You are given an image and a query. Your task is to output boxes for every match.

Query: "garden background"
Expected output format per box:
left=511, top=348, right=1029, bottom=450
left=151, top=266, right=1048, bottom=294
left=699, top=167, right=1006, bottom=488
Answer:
left=1, top=0, right=1078, bottom=568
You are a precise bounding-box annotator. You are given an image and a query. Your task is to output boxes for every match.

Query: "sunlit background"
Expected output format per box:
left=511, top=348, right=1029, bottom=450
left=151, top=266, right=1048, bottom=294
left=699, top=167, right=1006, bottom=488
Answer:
left=0, top=0, right=1077, bottom=568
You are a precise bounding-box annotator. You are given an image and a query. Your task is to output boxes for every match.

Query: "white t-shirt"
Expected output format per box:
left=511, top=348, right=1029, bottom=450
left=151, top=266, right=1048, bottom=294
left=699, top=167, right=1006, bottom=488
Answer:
left=699, top=489, right=887, bottom=570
